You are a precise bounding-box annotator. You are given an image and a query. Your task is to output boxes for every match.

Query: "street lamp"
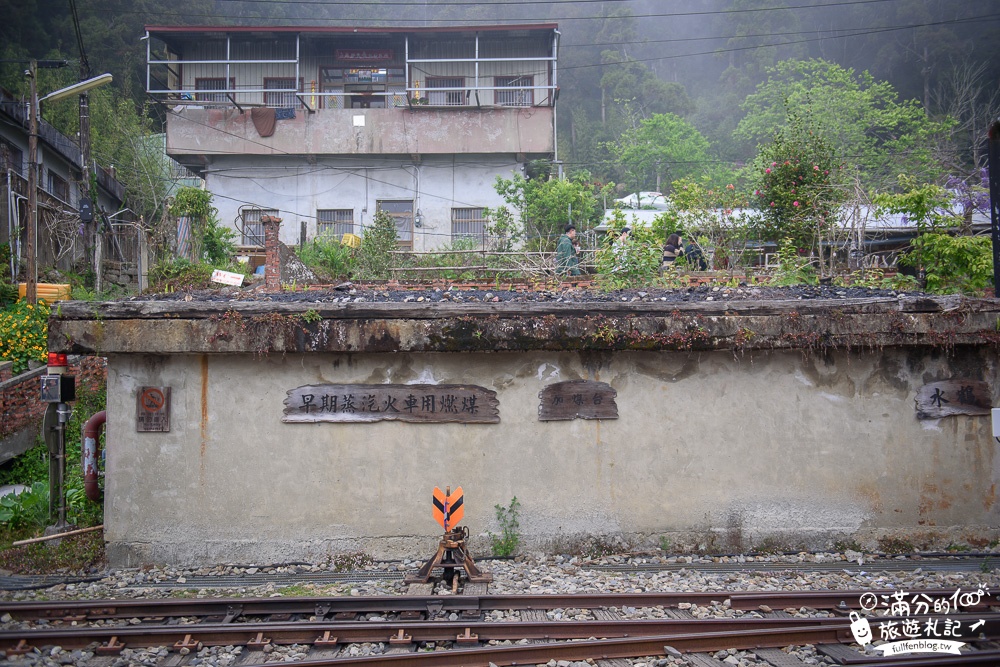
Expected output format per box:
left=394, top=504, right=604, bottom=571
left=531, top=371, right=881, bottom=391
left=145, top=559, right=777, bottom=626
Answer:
left=25, top=65, right=112, bottom=304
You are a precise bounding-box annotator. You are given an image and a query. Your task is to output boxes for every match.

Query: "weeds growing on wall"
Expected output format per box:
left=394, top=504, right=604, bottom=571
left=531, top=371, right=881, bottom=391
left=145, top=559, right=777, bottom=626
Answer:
left=357, top=209, right=398, bottom=280
left=489, top=496, right=521, bottom=557
left=770, top=237, right=818, bottom=286
left=148, top=258, right=251, bottom=292
left=0, top=299, right=50, bottom=374
left=299, top=237, right=357, bottom=280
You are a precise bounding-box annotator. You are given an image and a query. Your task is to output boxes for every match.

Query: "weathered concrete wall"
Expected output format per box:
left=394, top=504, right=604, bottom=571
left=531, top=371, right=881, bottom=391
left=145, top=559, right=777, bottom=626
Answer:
left=102, top=346, right=998, bottom=567
left=167, top=107, right=554, bottom=159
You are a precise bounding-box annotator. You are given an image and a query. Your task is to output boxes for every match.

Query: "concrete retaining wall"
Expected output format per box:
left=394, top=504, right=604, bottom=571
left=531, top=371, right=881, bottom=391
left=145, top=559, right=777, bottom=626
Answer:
left=102, top=346, right=998, bottom=567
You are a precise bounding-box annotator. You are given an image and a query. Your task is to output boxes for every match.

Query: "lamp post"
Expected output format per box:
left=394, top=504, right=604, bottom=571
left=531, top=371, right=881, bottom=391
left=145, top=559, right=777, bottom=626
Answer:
left=24, top=68, right=112, bottom=304
left=26, top=61, right=38, bottom=304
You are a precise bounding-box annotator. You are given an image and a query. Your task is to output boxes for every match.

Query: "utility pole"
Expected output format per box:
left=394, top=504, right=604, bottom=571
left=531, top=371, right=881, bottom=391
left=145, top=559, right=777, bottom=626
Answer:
left=988, top=120, right=1000, bottom=299
left=70, top=0, right=96, bottom=287
left=26, top=60, right=38, bottom=305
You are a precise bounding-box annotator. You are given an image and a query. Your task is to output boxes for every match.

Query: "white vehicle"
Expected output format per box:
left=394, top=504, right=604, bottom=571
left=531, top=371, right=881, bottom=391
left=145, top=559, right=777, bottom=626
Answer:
left=613, top=191, right=669, bottom=210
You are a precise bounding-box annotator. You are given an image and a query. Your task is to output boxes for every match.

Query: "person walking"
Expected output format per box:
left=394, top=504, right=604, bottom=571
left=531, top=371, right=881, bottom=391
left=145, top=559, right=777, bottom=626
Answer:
left=662, top=233, right=685, bottom=269
left=556, top=224, right=581, bottom=277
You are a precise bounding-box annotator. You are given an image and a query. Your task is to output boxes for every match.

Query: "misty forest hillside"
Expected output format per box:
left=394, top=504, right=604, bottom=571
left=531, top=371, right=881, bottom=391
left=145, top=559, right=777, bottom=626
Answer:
left=2, top=0, right=997, bottom=200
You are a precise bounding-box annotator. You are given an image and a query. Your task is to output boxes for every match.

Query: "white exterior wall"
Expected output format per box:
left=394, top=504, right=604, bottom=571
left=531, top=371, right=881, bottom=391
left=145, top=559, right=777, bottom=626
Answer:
left=206, top=154, right=523, bottom=250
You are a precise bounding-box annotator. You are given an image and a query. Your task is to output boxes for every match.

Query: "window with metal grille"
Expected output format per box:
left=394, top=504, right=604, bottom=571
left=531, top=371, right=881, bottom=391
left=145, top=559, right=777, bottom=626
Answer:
left=426, top=77, right=465, bottom=106
left=240, top=208, right=278, bottom=246
left=495, top=75, right=533, bottom=106
left=317, top=209, right=353, bottom=238
left=0, top=137, right=23, bottom=175
left=46, top=169, right=69, bottom=202
left=264, top=77, right=299, bottom=108
left=451, top=208, right=486, bottom=239
left=195, top=77, right=234, bottom=102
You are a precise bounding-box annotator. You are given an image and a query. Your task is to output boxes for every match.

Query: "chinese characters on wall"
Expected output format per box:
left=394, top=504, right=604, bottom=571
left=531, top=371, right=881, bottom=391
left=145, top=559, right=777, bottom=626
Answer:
left=914, top=380, right=990, bottom=419
left=283, top=384, right=500, bottom=423
left=537, top=380, right=619, bottom=421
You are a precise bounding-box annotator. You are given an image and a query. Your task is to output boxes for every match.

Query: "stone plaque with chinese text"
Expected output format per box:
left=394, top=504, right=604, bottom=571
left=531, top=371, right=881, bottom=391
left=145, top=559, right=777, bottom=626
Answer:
left=283, top=384, right=499, bottom=423
left=915, top=380, right=991, bottom=419
left=538, top=380, right=618, bottom=421
left=136, top=386, right=171, bottom=432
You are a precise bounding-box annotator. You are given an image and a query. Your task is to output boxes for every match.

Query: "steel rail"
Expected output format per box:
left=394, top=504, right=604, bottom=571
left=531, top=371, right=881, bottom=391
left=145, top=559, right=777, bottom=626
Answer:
left=3, top=614, right=996, bottom=655
left=234, top=625, right=850, bottom=667
left=0, top=617, right=849, bottom=653
left=0, top=592, right=729, bottom=621
left=2, top=588, right=986, bottom=622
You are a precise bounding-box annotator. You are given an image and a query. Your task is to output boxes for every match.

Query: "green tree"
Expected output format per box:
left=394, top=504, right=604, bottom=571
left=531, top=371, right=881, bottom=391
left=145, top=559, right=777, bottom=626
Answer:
left=736, top=59, right=953, bottom=188
left=493, top=172, right=612, bottom=249
left=751, top=107, right=845, bottom=251
left=607, top=112, right=714, bottom=192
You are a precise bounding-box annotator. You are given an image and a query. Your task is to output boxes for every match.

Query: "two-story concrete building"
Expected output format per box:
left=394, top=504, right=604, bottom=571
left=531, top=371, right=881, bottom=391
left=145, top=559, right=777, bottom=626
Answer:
left=146, top=24, right=559, bottom=251
left=1, top=90, right=126, bottom=276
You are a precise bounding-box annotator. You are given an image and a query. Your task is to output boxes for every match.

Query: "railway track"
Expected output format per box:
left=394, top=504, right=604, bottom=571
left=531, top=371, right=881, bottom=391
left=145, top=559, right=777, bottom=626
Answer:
left=2, top=588, right=997, bottom=666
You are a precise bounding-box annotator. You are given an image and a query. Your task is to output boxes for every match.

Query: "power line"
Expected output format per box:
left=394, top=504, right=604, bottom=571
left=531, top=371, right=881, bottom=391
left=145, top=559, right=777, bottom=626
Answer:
left=556, top=13, right=1000, bottom=72
left=96, top=0, right=924, bottom=24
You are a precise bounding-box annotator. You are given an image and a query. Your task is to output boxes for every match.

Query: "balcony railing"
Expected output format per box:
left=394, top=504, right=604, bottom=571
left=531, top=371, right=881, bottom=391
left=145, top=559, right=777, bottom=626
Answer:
left=147, top=28, right=558, bottom=111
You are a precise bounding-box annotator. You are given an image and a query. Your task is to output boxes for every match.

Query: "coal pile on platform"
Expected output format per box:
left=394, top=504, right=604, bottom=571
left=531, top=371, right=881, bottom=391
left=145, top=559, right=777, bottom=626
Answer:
left=132, top=283, right=920, bottom=304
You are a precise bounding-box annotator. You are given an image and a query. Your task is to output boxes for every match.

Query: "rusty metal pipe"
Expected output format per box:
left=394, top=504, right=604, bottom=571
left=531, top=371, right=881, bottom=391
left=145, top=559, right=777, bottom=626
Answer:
left=82, top=411, right=106, bottom=502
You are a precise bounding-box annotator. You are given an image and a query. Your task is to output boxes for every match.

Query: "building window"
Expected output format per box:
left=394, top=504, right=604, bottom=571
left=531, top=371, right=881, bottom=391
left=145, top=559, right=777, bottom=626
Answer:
left=240, top=208, right=278, bottom=246
left=451, top=208, right=486, bottom=240
left=426, top=77, right=465, bottom=106
left=0, top=137, right=23, bottom=176
left=317, top=209, right=353, bottom=238
left=495, top=75, right=533, bottom=107
left=46, top=169, right=69, bottom=202
left=195, top=77, right=234, bottom=102
left=264, top=77, right=299, bottom=108
left=376, top=200, right=413, bottom=250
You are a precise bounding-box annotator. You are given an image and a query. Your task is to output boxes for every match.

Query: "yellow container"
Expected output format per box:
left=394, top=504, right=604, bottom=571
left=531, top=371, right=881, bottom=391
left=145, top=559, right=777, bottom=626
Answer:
left=341, top=233, right=361, bottom=249
left=17, top=283, right=71, bottom=302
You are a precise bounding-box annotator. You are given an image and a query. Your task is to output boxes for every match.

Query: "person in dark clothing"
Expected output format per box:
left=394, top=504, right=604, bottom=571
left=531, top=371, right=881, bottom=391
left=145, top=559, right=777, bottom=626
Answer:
left=684, top=239, right=709, bottom=270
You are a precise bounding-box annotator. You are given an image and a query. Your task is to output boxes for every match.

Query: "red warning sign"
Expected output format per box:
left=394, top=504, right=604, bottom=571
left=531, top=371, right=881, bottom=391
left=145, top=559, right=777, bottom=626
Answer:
left=432, top=486, right=464, bottom=531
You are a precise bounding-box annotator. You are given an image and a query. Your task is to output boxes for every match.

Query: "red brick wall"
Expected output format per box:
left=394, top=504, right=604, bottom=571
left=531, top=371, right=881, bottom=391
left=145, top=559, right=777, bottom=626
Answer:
left=0, top=357, right=107, bottom=440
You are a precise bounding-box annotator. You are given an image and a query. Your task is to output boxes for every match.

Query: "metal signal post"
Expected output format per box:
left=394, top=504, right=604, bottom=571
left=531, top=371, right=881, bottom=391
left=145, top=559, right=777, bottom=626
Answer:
left=405, top=486, right=492, bottom=585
